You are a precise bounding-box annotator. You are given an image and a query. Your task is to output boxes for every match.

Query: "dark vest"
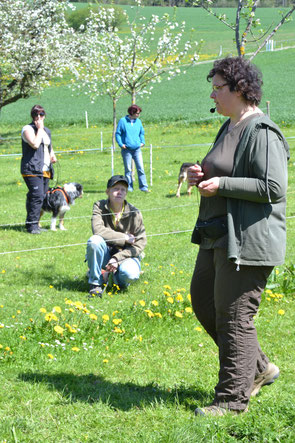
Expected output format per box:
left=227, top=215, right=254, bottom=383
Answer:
left=20, top=123, right=52, bottom=176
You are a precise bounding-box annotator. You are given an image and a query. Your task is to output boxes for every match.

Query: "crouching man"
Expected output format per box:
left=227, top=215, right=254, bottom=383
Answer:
left=86, top=175, right=147, bottom=297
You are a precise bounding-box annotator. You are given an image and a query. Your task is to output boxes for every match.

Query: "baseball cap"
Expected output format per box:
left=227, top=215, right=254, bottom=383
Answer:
left=107, top=175, right=128, bottom=189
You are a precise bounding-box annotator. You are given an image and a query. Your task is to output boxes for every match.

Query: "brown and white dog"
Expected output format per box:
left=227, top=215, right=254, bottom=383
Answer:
left=40, top=183, right=83, bottom=231
left=176, top=162, right=195, bottom=198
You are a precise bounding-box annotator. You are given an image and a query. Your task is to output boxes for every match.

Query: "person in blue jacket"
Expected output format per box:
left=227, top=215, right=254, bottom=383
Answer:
left=115, top=105, right=149, bottom=192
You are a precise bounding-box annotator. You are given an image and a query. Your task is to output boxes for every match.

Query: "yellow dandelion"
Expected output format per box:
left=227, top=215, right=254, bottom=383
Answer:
left=163, top=285, right=171, bottom=290
left=69, top=308, right=75, bottom=313
left=54, top=325, right=64, bottom=335
left=47, top=354, right=54, bottom=359
left=138, top=335, right=143, bottom=341
left=144, top=281, right=149, bottom=285
left=151, top=300, right=159, bottom=306
left=17, top=310, right=21, bottom=314
left=112, top=311, right=119, bottom=316
left=163, top=291, right=171, bottom=297
left=187, top=294, right=191, bottom=302
left=185, top=307, right=193, bottom=313
left=53, top=306, right=62, bottom=313
left=144, top=263, right=149, bottom=266
left=65, top=299, right=73, bottom=305
left=265, top=289, right=272, bottom=294
left=71, top=347, right=80, bottom=352
left=19, top=336, right=26, bottom=340
left=194, top=327, right=202, bottom=332
left=102, top=314, right=110, bottom=322
left=103, top=359, right=109, bottom=363
left=112, top=318, right=122, bottom=325
left=167, top=297, right=174, bottom=304
left=139, top=300, right=146, bottom=307
left=39, top=308, right=47, bottom=313
left=49, top=285, right=53, bottom=289
left=175, top=311, right=183, bottom=318
left=89, top=314, right=98, bottom=321
left=144, top=309, right=154, bottom=318
left=155, top=312, right=162, bottom=318
left=0, top=344, right=3, bottom=349
left=113, top=327, right=123, bottom=333
left=1, top=270, right=6, bottom=274
left=175, top=294, right=184, bottom=302
left=278, top=309, right=285, bottom=315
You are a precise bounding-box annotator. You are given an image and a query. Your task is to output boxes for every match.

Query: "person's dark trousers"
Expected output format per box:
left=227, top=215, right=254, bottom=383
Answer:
left=23, top=175, right=49, bottom=232
left=190, top=247, right=273, bottom=411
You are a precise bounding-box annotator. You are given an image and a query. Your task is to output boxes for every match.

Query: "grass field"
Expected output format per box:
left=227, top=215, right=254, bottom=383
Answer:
left=1, top=123, right=295, bottom=441
left=1, top=5, right=295, bottom=441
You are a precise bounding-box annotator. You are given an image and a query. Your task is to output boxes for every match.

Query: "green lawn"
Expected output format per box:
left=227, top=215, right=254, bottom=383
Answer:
left=0, top=123, right=295, bottom=442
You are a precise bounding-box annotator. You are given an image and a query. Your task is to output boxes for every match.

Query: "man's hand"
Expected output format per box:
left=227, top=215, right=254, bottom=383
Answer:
left=122, top=144, right=127, bottom=149
left=125, top=233, right=135, bottom=245
left=198, top=177, right=220, bottom=197
left=105, top=257, right=118, bottom=273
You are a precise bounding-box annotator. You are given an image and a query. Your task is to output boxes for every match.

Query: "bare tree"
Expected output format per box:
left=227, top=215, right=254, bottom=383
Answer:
left=195, top=0, right=295, bottom=59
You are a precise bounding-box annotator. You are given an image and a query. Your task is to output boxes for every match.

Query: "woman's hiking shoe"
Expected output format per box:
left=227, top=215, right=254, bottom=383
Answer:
left=88, top=284, right=103, bottom=298
left=251, top=362, right=280, bottom=397
left=195, top=404, right=247, bottom=417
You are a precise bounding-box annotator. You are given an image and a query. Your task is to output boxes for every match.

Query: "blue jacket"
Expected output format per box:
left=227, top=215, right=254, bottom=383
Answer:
left=115, top=115, right=145, bottom=150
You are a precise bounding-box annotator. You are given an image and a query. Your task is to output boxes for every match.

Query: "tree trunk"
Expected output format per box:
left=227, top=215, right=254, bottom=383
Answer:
left=131, top=88, right=136, bottom=104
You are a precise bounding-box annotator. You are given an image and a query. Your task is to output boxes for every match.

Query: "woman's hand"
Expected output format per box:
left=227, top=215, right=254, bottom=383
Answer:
left=50, top=152, right=57, bottom=164
left=187, top=164, right=204, bottom=186
left=105, top=257, right=119, bottom=273
left=198, top=177, right=220, bottom=197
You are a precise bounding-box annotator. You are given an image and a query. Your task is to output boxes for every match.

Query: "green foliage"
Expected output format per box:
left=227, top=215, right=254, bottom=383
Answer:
left=66, top=3, right=126, bottom=31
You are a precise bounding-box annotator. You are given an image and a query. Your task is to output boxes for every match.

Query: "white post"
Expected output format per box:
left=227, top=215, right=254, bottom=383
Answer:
left=150, top=144, right=153, bottom=187
left=85, top=111, right=88, bottom=129
left=111, top=146, right=114, bottom=176
left=101, top=131, right=103, bottom=152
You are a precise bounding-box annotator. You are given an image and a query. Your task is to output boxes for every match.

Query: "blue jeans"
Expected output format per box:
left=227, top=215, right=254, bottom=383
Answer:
left=121, top=147, right=148, bottom=191
left=86, top=235, right=141, bottom=288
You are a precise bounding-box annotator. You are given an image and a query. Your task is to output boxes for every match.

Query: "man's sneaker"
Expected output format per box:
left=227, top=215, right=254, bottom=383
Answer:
left=194, top=405, right=247, bottom=417
left=251, top=362, right=280, bottom=397
left=88, top=284, right=103, bottom=298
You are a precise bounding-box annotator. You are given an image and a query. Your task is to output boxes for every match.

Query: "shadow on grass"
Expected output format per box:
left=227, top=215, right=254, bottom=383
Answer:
left=19, top=371, right=207, bottom=412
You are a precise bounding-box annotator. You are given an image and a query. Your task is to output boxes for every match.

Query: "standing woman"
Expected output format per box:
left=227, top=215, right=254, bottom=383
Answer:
left=21, top=105, right=57, bottom=234
left=188, top=57, right=289, bottom=416
left=115, top=104, right=149, bottom=193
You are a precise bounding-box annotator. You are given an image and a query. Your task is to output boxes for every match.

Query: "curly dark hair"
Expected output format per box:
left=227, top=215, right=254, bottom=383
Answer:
left=128, top=104, right=142, bottom=116
left=207, top=57, right=263, bottom=105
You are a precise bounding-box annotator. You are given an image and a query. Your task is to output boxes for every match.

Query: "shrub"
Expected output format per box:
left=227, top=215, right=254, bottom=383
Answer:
left=66, top=4, right=126, bottom=32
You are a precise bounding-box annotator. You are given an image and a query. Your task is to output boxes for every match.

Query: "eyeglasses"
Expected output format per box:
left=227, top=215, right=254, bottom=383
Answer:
left=212, top=83, right=228, bottom=92
left=38, top=112, right=45, bottom=116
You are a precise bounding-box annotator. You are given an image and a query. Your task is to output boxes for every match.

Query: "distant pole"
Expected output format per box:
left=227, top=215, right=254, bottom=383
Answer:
left=85, top=111, right=88, bottom=129
left=111, top=146, right=114, bottom=176
left=150, top=144, right=153, bottom=187
left=101, top=131, right=103, bottom=152
left=266, top=101, right=270, bottom=117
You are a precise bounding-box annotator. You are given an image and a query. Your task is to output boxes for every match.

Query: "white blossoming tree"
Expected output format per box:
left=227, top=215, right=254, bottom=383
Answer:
left=194, top=0, right=295, bottom=59
left=71, top=2, right=200, bottom=147
left=0, top=0, right=77, bottom=113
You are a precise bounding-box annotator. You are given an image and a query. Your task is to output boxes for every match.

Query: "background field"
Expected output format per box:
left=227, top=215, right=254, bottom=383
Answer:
left=1, top=5, right=295, bottom=442
left=1, top=7, right=295, bottom=130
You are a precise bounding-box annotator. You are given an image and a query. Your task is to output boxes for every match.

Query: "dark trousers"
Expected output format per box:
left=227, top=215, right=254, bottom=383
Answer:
left=190, top=247, right=273, bottom=411
left=23, top=175, right=49, bottom=232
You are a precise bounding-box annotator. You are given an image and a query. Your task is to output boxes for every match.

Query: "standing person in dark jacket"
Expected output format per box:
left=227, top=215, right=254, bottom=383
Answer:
left=115, top=104, right=149, bottom=192
left=187, top=57, right=289, bottom=416
left=21, top=105, right=57, bottom=234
